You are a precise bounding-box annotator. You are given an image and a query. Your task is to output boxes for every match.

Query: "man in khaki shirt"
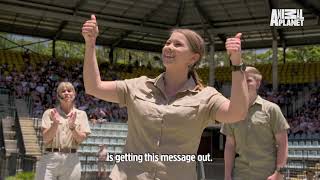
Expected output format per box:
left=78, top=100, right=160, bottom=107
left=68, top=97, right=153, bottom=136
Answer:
left=221, top=67, right=290, bottom=180
left=82, top=15, right=250, bottom=180
left=35, top=82, right=91, bottom=180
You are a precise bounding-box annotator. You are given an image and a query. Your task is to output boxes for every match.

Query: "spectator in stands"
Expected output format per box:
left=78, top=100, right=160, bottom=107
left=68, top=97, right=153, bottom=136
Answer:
left=14, top=81, right=23, bottom=98
left=221, top=66, right=290, bottom=180
left=22, top=49, right=30, bottom=65
left=82, top=14, right=249, bottom=179
left=289, top=117, right=304, bottom=135
left=308, top=120, right=320, bottom=134
left=97, top=144, right=109, bottom=179
left=35, top=82, right=91, bottom=180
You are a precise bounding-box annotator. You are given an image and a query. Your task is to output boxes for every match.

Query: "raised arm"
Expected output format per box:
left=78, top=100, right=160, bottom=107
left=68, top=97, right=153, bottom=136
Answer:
left=82, top=14, right=119, bottom=103
left=216, top=33, right=249, bottom=123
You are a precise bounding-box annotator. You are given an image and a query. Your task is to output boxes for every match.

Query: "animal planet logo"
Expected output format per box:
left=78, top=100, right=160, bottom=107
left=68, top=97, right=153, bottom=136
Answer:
left=270, top=9, right=304, bottom=26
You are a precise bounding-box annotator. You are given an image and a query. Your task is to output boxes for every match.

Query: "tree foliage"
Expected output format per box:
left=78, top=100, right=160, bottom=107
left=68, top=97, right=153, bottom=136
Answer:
left=5, top=171, right=35, bottom=180
left=256, top=45, right=320, bottom=63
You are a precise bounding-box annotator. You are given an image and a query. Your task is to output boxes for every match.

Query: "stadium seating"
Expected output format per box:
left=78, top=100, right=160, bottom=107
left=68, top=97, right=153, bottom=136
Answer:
left=286, top=134, right=320, bottom=179
left=79, top=122, right=128, bottom=174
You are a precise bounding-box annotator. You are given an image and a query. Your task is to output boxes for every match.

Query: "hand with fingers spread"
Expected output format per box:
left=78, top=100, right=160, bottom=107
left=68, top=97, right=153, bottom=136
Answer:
left=82, top=14, right=99, bottom=44
left=68, top=112, right=77, bottom=130
left=225, top=33, right=242, bottom=65
left=50, top=109, right=61, bottom=125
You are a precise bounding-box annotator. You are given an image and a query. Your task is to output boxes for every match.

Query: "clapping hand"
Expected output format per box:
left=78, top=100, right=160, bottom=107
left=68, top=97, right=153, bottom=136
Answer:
left=68, top=112, right=77, bottom=130
left=50, top=109, right=61, bottom=125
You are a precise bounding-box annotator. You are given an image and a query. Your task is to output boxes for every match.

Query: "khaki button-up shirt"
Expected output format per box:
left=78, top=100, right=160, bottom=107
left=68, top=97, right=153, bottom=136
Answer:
left=42, top=106, right=91, bottom=149
left=110, top=73, right=227, bottom=180
left=220, top=96, right=290, bottom=180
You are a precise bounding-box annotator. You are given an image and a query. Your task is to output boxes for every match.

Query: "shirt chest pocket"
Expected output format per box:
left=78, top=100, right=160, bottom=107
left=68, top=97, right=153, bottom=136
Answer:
left=251, top=112, right=269, bottom=125
left=133, top=92, right=161, bottom=118
left=171, top=99, right=200, bottom=122
left=249, top=111, right=274, bottom=145
left=250, top=112, right=271, bottom=134
left=166, top=99, right=202, bottom=133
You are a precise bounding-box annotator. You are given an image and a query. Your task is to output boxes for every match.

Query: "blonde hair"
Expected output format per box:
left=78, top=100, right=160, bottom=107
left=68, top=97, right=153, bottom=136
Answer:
left=245, top=66, right=262, bottom=81
left=171, top=28, right=205, bottom=90
left=56, top=82, right=76, bottom=97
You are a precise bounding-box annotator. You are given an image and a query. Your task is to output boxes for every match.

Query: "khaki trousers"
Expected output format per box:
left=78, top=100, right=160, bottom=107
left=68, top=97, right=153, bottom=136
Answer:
left=35, top=152, right=81, bottom=180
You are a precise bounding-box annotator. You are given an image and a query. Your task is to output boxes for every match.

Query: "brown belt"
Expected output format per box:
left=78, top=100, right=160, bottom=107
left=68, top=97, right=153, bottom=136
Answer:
left=45, top=148, right=77, bottom=153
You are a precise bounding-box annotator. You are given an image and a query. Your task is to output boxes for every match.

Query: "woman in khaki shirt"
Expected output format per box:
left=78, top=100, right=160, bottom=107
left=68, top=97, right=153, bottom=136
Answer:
left=35, top=82, right=91, bottom=180
left=82, top=14, right=249, bottom=180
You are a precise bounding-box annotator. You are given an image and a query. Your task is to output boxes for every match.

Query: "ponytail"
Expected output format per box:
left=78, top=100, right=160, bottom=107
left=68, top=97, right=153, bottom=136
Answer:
left=188, top=65, right=204, bottom=90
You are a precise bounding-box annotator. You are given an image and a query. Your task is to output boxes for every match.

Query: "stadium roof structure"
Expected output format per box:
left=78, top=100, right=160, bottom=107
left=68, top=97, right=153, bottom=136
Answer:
left=0, top=0, right=319, bottom=52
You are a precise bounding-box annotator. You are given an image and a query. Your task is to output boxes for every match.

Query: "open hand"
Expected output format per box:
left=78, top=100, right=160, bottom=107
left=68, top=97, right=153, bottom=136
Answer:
left=50, top=109, right=61, bottom=125
left=68, top=112, right=77, bottom=129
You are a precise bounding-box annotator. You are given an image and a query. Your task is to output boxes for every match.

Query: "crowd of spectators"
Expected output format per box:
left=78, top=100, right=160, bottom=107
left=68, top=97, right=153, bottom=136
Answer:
left=259, top=83, right=320, bottom=136
left=0, top=53, right=319, bottom=135
left=287, top=88, right=320, bottom=136
left=0, top=57, right=128, bottom=124
left=259, top=83, right=297, bottom=114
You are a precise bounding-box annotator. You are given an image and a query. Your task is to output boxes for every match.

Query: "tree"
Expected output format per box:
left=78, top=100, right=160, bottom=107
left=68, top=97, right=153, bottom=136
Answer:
left=286, top=45, right=320, bottom=62
left=55, top=40, right=84, bottom=59
left=242, top=50, right=258, bottom=65
left=256, top=45, right=320, bottom=63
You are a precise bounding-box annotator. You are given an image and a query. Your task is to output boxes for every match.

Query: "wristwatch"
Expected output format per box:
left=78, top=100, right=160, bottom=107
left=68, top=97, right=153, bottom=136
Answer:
left=275, top=166, right=285, bottom=174
left=231, top=63, right=246, bottom=72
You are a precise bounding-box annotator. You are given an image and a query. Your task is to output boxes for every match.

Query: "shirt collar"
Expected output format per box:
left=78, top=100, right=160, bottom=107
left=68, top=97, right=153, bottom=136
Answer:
left=252, top=95, right=264, bottom=106
left=56, top=105, right=75, bottom=118
left=146, top=72, right=198, bottom=94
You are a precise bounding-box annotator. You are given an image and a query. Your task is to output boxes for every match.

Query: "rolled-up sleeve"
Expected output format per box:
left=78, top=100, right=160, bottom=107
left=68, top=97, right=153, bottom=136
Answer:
left=269, top=104, right=290, bottom=134
left=201, top=87, right=228, bottom=127
left=220, top=123, right=234, bottom=137
left=79, top=110, right=91, bottom=134
left=115, top=77, right=147, bottom=107
left=115, top=80, right=128, bottom=107
left=208, top=94, right=228, bottom=123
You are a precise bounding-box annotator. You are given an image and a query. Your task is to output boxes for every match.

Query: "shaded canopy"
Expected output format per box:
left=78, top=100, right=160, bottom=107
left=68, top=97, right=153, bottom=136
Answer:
left=0, top=0, right=319, bottom=52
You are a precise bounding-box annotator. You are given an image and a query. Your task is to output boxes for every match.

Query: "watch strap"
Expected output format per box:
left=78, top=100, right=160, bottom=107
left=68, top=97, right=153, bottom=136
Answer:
left=231, top=63, right=246, bottom=72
